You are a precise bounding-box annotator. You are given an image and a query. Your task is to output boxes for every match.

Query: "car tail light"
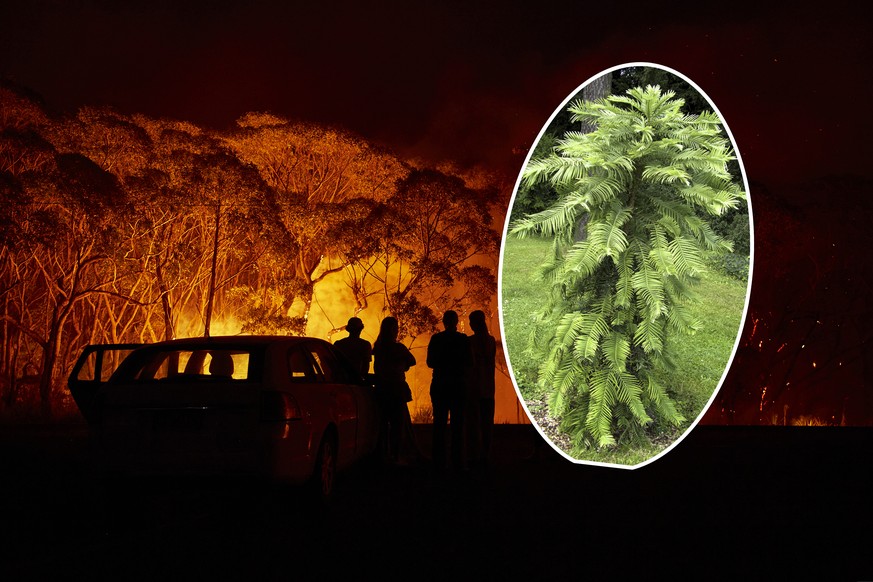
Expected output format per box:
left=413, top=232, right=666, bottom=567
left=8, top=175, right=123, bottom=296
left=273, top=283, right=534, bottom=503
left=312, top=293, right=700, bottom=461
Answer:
left=259, top=391, right=302, bottom=422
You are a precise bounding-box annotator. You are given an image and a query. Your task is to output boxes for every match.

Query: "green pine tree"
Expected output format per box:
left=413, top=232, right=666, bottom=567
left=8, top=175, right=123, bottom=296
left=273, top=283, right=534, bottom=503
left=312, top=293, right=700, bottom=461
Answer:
left=510, top=85, right=745, bottom=449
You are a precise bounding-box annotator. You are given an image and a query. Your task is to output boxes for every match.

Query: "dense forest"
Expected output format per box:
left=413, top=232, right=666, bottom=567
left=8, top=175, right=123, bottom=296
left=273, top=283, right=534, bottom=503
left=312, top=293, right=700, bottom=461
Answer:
left=0, top=82, right=506, bottom=418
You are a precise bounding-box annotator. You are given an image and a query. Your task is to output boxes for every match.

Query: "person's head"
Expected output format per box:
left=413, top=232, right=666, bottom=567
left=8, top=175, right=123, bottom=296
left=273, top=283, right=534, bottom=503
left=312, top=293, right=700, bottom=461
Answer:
left=209, top=351, right=234, bottom=378
left=442, top=310, right=458, bottom=330
left=346, top=317, right=364, bottom=337
left=376, top=316, right=399, bottom=345
left=469, top=310, right=487, bottom=334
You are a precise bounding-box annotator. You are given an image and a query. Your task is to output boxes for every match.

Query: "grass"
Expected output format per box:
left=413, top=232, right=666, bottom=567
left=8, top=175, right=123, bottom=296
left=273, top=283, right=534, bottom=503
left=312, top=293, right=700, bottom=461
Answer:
left=501, top=234, right=748, bottom=466
left=500, top=237, right=555, bottom=397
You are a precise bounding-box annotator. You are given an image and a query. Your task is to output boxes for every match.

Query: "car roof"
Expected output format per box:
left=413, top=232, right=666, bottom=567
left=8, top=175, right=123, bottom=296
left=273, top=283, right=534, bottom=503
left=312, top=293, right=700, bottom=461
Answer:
left=135, top=335, right=324, bottom=349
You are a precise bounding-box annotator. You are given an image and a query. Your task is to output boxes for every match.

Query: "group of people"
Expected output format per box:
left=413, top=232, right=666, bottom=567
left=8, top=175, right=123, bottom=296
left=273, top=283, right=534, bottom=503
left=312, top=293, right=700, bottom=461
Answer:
left=332, top=310, right=497, bottom=473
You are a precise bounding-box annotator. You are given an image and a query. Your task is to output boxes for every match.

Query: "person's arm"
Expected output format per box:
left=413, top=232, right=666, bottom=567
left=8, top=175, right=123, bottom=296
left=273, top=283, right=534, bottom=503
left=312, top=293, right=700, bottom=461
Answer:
left=426, top=335, right=437, bottom=369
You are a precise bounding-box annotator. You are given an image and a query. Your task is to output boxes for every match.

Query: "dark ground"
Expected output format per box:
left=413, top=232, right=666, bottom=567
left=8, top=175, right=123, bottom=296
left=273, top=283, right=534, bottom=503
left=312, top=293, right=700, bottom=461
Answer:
left=1, top=423, right=871, bottom=580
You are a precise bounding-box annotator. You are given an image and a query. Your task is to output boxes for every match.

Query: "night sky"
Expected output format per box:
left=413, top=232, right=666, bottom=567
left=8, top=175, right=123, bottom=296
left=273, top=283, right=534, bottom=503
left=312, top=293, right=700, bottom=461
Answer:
left=2, top=0, right=872, bottom=424
left=2, top=1, right=868, bottom=181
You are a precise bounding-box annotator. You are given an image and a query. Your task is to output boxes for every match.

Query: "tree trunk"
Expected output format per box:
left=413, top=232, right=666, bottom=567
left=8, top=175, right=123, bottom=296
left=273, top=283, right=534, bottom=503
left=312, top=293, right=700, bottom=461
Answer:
left=204, top=203, right=221, bottom=338
left=39, top=313, right=62, bottom=420
left=155, top=250, right=174, bottom=341
left=573, top=72, right=613, bottom=243
left=580, top=72, right=612, bottom=134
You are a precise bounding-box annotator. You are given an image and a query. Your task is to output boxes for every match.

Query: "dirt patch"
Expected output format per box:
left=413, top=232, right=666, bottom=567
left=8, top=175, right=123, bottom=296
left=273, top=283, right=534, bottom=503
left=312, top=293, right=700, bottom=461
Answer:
left=524, top=395, right=574, bottom=454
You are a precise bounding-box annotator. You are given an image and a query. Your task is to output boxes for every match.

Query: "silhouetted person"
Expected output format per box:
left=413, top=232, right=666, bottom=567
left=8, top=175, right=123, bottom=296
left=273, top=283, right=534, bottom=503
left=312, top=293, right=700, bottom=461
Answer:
left=373, top=316, right=416, bottom=464
left=467, top=310, right=497, bottom=467
left=209, top=351, right=234, bottom=378
left=427, top=310, right=472, bottom=473
left=333, top=316, right=372, bottom=377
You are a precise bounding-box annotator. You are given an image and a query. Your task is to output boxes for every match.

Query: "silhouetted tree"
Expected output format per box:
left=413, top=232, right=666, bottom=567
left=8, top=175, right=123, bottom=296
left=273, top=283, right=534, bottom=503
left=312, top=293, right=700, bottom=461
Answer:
left=225, top=114, right=407, bottom=333
left=27, top=153, right=129, bottom=417
left=352, top=168, right=500, bottom=340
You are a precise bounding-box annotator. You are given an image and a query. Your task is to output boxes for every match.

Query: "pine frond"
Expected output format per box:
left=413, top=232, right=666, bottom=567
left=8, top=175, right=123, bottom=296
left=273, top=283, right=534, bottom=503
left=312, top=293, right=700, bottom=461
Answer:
left=526, top=309, right=557, bottom=358
left=533, top=239, right=565, bottom=283
left=669, top=235, right=706, bottom=276
left=614, top=251, right=633, bottom=308
left=650, top=196, right=692, bottom=232
left=550, top=359, right=580, bottom=415
left=538, top=344, right=562, bottom=389
left=509, top=197, right=587, bottom=240
left=601, top=153, right=635, bottom=178
left=648, top=224, right=675, bottom=276
left=677, top=182, right=717, bottom=208
left=548, top=385, right=566, bottom=415
left=641, top=374, right=686, bottom=426
left=522, top=154, right=589, bottom=188
left=586, top=370, right=616, bottom=447
left=603, top=94, right=643, bottom=113
left=642, top=164, right=691, bottom=186
left=684, top=215, right=733, bottom=252
left=631, top=258, right=666, bottom=320
left=559, top=404, right=591, bottom=448
left=633, top=315, right=666, bottom=354
left=663, top=273, right=699, bottom=304
left=588, top=204, right=631, bottom=259
left=603, top=332, right=630, bottom=372
left=563, top=239, right=606, bottom=278
left=667, top=303, right=701, bottom=335
left=573, top=312, right=610, bottom=360
left=615, top=372, right=652, bottom=425
left=657, top=214, right=682, bottom=238
left=555, top=311, right=586, bottom=350
left=583, top=174, right=624, bottom=205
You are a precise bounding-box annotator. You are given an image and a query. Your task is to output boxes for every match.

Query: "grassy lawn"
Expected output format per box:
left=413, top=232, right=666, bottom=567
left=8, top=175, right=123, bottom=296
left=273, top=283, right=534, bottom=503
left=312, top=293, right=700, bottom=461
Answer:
left=500, top=234, right=748, bottom=466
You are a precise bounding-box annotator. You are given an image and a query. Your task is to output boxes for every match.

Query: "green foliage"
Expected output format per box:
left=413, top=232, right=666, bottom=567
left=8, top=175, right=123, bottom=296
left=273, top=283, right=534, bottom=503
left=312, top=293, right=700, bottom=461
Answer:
left=510, top=134, right=563, bottom=221
left=510, top=84, right=745, bottom=449
left=612, top=67, right=711, bottom=116
left=502, top=235, right=746, bottom=463
left=511, top=66, right=729, bottom=227
left=707, top=252, right=750, bottom=281
left=709, top=207, right=751, bottom=256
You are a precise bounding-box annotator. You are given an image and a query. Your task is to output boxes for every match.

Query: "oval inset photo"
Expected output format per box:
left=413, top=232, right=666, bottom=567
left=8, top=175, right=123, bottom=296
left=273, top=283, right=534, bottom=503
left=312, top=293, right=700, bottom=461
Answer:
left=499, top=63, right=752, bottom=468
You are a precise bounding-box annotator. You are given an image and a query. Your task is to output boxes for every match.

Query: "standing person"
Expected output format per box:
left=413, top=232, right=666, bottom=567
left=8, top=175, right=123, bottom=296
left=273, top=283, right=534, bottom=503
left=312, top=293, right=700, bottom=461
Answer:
left=426, top=310, right=471, bottom=473
left=333, top=316, right=372, bottom=377
left=372, top=317, right=416, bottom=464
left=468, top=310, right=497, bottom=468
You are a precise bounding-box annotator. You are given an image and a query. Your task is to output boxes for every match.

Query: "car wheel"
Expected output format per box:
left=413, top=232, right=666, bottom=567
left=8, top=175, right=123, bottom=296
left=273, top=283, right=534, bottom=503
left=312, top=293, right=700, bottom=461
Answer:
left=310, top=434, right=337, bottom=502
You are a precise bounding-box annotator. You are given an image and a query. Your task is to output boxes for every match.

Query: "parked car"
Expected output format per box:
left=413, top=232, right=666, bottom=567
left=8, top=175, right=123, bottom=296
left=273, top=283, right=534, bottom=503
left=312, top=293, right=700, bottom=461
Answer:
left=68, top=336, right=381, bottom=499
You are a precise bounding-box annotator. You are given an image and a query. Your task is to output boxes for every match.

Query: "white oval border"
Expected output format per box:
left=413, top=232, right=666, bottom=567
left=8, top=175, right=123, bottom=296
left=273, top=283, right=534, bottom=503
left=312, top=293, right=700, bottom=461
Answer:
left=498, top=61, right=755, bottom=470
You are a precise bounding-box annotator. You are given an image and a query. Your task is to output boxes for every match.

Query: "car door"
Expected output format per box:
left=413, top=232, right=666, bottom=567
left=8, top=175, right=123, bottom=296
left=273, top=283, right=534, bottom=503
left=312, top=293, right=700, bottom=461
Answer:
left=68, top=344, right=142, bottom=424
left=304, top=341, right=361, bottom=465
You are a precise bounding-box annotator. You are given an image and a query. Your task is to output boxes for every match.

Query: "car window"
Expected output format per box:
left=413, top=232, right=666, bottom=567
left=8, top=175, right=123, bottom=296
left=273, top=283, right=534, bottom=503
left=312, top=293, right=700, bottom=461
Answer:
left=133, top=349, right=252, bottom=381
left=205, top=351, right=248, bottom=379
left=287, top=348, right=318, bottom=383
left=75, top=348, right=137, bottom=382
left=307, top=342, right=347, bottom=384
